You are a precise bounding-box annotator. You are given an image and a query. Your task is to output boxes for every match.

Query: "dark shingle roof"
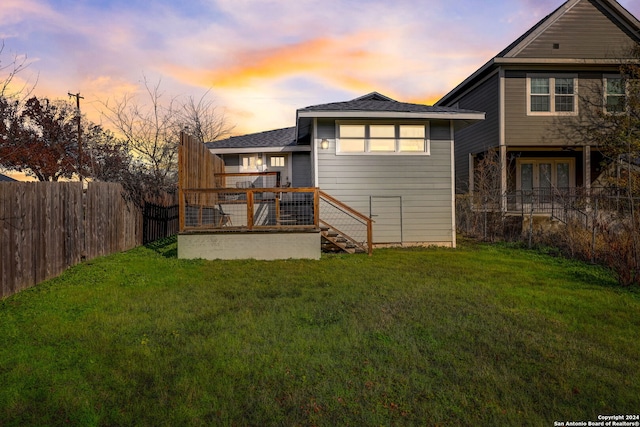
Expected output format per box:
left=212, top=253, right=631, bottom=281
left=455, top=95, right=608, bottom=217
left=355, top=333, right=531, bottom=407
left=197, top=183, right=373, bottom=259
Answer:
left=0, top=173, right=17, bottom=182
left=206, top=127, right=296, bottom=149
left=299, top=93, right=479, bottom=114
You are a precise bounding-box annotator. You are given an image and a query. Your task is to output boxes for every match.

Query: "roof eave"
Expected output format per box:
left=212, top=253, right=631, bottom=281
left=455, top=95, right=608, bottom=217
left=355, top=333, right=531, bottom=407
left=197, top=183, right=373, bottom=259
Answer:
left=208, top=146, right=311, bottom=155
left=504, top=0, right=580, bottom=58
left=496, top=58, right=639, bottom=67
left=436, top=57, right=497, bottom=106
left=297, top=111, right=485, bottom=120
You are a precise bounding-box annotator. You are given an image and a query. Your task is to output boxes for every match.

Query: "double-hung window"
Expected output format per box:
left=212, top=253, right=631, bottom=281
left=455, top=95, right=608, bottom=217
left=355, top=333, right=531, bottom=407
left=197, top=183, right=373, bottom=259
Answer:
left=337, top=123, right=429, bottom=155
left=604, top=75, right=625, bottom=113
left=527, top=75, right=578, bottom=115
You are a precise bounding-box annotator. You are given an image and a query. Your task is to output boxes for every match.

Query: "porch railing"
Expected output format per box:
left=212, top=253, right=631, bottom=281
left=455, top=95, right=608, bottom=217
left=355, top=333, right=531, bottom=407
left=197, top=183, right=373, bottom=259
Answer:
left=180, top=187, right=318, bottom=231
left=504, top=187, right=640, bottom=226
left=506, top=187, right=589, bottom=225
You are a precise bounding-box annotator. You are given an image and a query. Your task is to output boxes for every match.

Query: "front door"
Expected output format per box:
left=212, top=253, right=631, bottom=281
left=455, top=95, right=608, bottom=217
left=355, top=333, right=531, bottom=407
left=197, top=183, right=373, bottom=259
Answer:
left=370, top=196, right=402, bottom=244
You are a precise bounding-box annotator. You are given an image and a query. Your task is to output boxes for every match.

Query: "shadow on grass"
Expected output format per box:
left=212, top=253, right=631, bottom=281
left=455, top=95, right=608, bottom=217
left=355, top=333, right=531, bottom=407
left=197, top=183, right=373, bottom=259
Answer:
left=145, top=235, right=178, bottom=258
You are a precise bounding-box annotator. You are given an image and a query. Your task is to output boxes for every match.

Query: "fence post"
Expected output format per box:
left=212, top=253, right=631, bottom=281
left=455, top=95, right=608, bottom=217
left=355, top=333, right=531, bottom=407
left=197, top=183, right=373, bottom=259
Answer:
left=483, top=196, right=487, bottom=240
left=591, top=197, right=598, bottom=264
left=528, top=203, right=534, bottom=249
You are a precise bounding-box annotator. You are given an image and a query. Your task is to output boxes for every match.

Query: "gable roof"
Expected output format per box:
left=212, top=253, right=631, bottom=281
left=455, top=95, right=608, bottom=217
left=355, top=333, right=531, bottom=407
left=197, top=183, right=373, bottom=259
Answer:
left=206, top=127, right=309, bottom=154
left=436, top=0, right=640, bottom=106
left=350, top=92, right=396, bottom=102
left=207, top=92, right=485, bottom=153
left=502, top=0, right=640, bottom=58
left=298, top=92, right=483, bottom=120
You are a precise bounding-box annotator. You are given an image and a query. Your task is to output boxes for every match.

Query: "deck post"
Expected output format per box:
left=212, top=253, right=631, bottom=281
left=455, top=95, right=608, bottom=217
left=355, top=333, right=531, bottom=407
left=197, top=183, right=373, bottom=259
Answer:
left=313, top=189, right=320, bottom=228
left=247, top=190, right=254, bottom=230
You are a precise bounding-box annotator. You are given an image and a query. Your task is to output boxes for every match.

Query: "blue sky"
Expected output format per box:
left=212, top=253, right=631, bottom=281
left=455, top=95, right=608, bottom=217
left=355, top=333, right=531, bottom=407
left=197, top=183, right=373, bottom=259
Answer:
left=2, top=0, right=639, bottom=135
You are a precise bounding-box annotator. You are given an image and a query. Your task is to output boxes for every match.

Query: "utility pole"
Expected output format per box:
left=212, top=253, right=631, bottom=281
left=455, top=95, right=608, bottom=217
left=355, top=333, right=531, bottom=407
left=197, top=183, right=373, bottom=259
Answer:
left=68, top=92, right=84, bottom=182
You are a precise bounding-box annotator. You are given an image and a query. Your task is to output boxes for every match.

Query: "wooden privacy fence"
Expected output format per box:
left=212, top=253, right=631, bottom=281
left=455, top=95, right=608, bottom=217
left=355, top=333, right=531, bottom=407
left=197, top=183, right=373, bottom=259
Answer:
left=143, top=202, right=179, bottom=244
left=178, top=132, right=225, bottom=231
left=179, top=132, right=225, bottom=190
left=0, top=181, right=143, bottom=299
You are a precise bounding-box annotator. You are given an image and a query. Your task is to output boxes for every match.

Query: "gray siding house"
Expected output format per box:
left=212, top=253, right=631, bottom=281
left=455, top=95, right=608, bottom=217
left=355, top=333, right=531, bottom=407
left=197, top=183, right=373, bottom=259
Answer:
left=207, top=93, right=483, bottom=247
left=435, top=0, right=640, bottom=201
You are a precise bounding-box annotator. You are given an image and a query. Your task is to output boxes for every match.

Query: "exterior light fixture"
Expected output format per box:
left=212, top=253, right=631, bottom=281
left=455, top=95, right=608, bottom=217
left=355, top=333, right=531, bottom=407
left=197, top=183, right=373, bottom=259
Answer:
left=256, top=157, right=263, bottom=166
left=320, top=139, right=329, bottom=150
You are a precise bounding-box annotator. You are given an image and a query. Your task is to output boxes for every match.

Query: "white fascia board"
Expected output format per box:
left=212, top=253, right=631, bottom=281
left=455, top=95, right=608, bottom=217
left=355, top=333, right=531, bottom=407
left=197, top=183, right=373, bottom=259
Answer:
left=603, top=0, right=640, bottom=36
left=494, top=58, right=631, bottom=65
left=207, top=146, right=311, bottom=155
left=297, top=111, right=485, bottom=121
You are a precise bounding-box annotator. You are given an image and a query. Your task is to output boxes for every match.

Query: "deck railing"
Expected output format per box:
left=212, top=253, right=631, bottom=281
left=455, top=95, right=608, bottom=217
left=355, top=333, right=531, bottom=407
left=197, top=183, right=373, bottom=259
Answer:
left=214, top=172, right=282, bottom=189
left=180, top=187, right=319, bottom=231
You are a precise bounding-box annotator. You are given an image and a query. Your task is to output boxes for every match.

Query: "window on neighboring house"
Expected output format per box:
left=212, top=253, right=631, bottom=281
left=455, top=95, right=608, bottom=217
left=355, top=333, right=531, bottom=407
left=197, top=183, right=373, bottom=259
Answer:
left=336, top=123, right=429, bottom=155
left=527, top=75, right=577, bottom=115
left=605, top=76, right=625, bottom=113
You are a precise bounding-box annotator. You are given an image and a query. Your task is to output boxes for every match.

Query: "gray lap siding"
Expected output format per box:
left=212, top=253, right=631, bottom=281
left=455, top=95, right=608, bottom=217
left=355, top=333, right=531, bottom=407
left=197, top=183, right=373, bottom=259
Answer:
left=317, top=118, right=454, bottom=244
left=448, top=73, right=500, bottom=192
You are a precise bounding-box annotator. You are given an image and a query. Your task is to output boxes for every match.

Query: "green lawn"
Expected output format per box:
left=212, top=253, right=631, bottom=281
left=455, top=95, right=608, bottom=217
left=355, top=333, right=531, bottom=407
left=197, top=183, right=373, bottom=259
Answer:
left=1, top=238, right=639, bottom=426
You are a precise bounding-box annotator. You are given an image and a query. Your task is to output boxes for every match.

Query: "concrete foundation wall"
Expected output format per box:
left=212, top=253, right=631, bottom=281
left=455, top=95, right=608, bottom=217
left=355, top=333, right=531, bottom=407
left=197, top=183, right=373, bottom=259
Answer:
left=178, top=231, right=321, bottom=260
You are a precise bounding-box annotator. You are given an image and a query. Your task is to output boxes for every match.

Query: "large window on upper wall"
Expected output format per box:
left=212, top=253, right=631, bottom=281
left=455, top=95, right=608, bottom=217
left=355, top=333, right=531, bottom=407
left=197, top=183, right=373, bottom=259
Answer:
left=527, top=75, right=578, bottom=115
left=604, top=75, right=625, bottom=113
left=336, top=123, right=429, bottom=155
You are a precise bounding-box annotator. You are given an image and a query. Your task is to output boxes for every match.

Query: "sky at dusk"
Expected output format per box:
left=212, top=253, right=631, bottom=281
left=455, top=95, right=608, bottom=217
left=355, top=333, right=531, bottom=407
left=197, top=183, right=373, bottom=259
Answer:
left=2, top=0, right=640, bottom=136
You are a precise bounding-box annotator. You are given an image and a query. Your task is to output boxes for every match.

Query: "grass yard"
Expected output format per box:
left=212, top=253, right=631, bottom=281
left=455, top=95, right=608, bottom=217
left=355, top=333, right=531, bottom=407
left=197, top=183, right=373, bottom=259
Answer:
left=0, top=238, right=639, bottom=426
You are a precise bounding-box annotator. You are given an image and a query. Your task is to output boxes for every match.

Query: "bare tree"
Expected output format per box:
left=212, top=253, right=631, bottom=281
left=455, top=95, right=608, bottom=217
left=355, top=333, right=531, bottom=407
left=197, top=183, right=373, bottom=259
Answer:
left=176, top=90, right=234, bottom=143
left=555, top=45, right=640, bottom=194
left=0, top=40, right=36, bottom=100
left=100, top=77, right=235, bottom=195
left=549, top=44, right=640, bottom=285
left=100, top=77, right=180, bottom=194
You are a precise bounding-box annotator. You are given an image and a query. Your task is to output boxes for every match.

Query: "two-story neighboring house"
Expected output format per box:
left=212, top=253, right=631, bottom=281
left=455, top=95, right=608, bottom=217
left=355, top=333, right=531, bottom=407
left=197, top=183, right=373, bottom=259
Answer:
left=436, top=0, right=640, bottom=208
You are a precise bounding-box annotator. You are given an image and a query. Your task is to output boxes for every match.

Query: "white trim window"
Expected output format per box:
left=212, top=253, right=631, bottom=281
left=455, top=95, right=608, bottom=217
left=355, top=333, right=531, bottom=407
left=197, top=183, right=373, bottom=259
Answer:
left=269, top=156, right=285, bottom=167
left=604, top=75, right=625, bottom=114
left=336, top=122, right=430, bottom=155
left=240, top=154, right=260, bottom=171
left=527, top=75, right=578, bottom=115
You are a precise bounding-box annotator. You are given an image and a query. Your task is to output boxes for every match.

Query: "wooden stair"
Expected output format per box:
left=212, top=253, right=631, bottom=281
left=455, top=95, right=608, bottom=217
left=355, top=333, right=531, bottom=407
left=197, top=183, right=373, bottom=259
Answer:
left=320, top=226, right=366, bottom=254
left=318, top=190, right=373, bottom=256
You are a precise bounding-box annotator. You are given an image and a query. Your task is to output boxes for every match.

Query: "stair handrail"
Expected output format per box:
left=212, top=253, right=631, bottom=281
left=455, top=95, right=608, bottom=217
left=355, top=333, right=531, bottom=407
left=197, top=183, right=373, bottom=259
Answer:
left=319, top=190, right=373, bottom=255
